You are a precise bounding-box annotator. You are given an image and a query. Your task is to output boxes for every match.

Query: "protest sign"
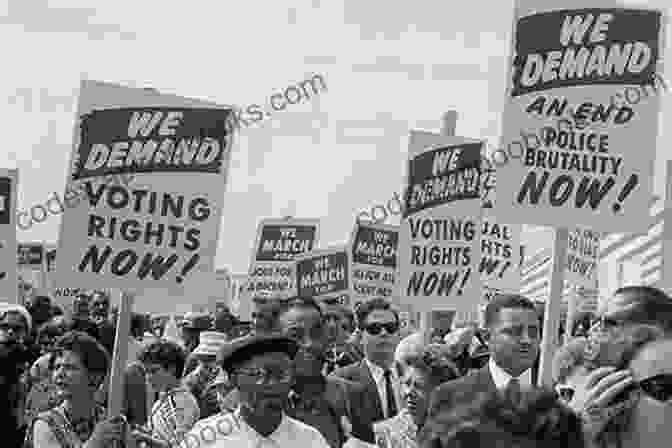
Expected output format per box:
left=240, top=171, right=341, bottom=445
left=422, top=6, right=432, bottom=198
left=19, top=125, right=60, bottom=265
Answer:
left=0, top=170, right=17, bottom=301
left=295, top=246, right=350, bottom=305
left=565, top=227, right=600, bottom=288
left=397, top=130, right=482, bottom=318
left=54, top=80, right=234, bottom=293
left=494, top=0, right=666, bottom=233
left=349, top=222, right=398, bottom=304
left=245, top=218, right=319, bottom=300
left=480, top=217, right=522, bottom=292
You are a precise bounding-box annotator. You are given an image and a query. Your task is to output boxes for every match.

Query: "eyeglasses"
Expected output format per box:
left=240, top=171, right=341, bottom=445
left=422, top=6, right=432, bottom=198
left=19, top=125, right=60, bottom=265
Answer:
left=555, top=385, right=575, bottom=403
left=638, top=374, right=672, bottom=402
left=235, top=367, right=292, bottom=385
left=364, top=322, right=399, bottom=335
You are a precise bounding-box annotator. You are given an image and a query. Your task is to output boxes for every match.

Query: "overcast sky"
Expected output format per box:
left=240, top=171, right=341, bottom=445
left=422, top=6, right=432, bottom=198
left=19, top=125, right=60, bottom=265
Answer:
left=2, top=0, right=670, bottom=276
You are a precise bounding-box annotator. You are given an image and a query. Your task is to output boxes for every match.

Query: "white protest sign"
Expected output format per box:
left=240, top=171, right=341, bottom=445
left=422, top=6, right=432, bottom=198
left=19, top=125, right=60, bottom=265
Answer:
left=480, top=217, right=522, bottom=292
left=54, top=80, right=234, bottom=293
left=0, top=170, right=17, bottom=302
left=565, top=228, right=600, bottom=288
left=245, top=218, right=319, bottom=300
left=397, top=130, right=482, bottom=318
left=349, top=222, right=398, bottom=304
left=494, top=0, right=665, bottom=233
left=295, top=246, right=350, bottom=306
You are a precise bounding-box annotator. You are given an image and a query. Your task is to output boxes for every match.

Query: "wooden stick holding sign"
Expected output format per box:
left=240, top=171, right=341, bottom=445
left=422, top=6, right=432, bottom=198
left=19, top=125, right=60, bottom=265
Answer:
left=419, top=110, right=458, bottom=344
left=107, top=290, right=135, bottom=418
left=537, top=228, right=568, bottom=387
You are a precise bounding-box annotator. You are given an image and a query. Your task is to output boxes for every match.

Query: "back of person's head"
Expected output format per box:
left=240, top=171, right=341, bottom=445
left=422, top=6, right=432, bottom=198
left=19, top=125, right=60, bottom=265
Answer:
left=420, top=389, right=584, bottom=448
left=484, top=294, right=537, bottom=328
left=355, top=297, right=399, bottom=330
left=130, top=313, right=148, bottom=339
left=583, top=324, right=665, bottom=371
left=602, top=286, right=672, bottom=332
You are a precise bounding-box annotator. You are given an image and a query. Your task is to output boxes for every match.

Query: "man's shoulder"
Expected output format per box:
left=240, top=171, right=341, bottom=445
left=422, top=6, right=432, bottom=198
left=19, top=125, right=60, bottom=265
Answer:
left=434, top=368, right=490, bottom=396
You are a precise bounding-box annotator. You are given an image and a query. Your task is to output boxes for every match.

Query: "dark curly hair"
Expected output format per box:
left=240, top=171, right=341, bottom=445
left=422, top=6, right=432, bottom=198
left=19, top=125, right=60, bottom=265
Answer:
left=402, top=344, right=460, bottom=385
left=54, top=331, right=110, bottom=385
left=138, top=340, right=187, bottom=378
left=355, top=297, right=399, bottom=330
left=419, top=389, right=584, bottom=448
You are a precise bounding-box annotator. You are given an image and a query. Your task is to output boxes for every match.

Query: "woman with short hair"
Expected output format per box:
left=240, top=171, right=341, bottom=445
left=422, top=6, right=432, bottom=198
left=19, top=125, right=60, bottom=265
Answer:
left=375, top=344, right=460, bottom=448
left=27, top=331, right=128, bottom=448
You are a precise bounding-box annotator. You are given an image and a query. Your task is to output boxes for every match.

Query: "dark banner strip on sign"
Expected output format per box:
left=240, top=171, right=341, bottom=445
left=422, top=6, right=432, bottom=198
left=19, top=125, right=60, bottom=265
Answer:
left=255, top=225, right=316, bottom=262
left=403, top=143, right=481, bottom=217
left=352, top=226, right=398, bottom=268
left=511, top=8, right=661, bottom=96
left=297, top=252, right=349, bottom=298
left=73, top=108, right=233, bottom=179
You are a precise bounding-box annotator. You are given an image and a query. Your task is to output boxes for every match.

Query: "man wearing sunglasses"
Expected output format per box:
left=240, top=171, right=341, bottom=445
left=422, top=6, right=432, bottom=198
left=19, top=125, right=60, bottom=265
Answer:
left=330, top=297, right=402, bottom=425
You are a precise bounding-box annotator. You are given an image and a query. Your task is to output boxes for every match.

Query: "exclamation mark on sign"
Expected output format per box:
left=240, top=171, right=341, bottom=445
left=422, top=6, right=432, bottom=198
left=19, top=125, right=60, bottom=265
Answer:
left=176, top=254, right=200, bottom=283
left=612, top=174, right=638, bottom=212
left=498, top=261, right=511, bottom=279
left=457, top=268, right=472, bottom=296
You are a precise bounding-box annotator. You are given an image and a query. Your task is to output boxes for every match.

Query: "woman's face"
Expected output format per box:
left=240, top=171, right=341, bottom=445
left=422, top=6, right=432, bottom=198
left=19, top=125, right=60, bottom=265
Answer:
left=626, top=339, right=672, bottom=448
left=402, top=366, right=434, bottom=427
left=52, top=350, right=92, bottom=400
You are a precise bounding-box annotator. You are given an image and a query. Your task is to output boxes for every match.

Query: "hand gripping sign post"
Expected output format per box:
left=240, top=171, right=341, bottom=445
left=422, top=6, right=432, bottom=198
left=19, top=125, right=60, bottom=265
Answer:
left=0, top=169, right=17, bottom=302
left=54, top=79, right=234, bottom=418
left=349, top=222, right=398, bottom=305
left=397, top=127, right=483, bottom=330
left=295, top=246, right=351, bottom=306
left=245, top=218, right=320, bottom=301
left=495, top=0, right=666, bottom=386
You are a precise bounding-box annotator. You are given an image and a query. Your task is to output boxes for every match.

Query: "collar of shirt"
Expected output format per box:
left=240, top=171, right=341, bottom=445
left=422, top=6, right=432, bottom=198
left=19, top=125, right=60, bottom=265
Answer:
left=488, top=358, right=532, bottom=390
left=365, top=359, right=397, bottom=383
left=235, top=407, right=294, bottom=447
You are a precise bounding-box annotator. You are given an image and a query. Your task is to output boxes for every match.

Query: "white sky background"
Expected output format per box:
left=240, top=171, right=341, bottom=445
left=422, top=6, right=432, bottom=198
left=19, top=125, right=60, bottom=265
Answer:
left=1, top=0, right=670, bottom=276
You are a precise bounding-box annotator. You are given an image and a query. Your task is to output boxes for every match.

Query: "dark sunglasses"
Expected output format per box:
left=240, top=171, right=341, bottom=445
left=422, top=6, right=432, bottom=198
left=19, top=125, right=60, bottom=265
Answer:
left=555, top=386, right=575, bottom=403
left=638, top=374, right=672, bottom=402
left=364, top=322, right=399, bottom=335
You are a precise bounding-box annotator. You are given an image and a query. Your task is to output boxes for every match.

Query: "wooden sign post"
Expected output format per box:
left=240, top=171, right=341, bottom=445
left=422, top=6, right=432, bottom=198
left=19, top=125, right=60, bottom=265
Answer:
left=107, top=290, right=135, bottom=418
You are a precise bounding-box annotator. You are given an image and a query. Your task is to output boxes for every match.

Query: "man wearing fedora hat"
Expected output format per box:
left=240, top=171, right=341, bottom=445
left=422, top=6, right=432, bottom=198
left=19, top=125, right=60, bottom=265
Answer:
left=183, top=333, right=331, bottom=448
left=183, top=331, right=229, bottom=418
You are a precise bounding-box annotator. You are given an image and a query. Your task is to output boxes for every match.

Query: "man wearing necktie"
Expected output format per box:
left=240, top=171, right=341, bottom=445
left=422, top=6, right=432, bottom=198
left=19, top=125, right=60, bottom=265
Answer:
left=428, top=294, right=540, bottom=414
left=331, top=298, right=402, bottom=423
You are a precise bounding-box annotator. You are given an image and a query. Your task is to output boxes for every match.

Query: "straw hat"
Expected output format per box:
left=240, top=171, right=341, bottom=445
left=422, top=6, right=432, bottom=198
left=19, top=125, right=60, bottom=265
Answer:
left=192, top=331, right=229, bottom=357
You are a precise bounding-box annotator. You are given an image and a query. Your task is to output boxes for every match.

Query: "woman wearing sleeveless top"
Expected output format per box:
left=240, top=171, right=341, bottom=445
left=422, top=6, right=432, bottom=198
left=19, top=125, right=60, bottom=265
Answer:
left=27, top=331, right=128, bottom=448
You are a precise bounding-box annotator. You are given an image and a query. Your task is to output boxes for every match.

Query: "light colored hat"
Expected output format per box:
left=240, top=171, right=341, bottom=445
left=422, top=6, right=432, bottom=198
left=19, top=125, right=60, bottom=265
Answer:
left=193, top=331, right=229, bottom=357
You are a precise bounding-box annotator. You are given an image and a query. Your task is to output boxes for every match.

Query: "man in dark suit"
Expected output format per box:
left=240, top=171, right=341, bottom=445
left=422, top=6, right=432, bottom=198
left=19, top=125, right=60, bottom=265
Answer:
left=428, top=294, right=541, bottom=416
left=329, top=297, right=402, bottom=426
left=219, top=296, right=375, bottom=446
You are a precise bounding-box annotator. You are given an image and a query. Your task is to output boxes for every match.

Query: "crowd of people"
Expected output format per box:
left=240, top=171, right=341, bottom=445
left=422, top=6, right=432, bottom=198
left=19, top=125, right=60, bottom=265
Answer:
left=0, top=285, right=671, bottom=448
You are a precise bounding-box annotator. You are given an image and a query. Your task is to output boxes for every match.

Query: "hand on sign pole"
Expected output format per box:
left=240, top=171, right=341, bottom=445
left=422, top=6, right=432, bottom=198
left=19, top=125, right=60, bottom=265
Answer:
left=567, top=366, right=635, bottom=443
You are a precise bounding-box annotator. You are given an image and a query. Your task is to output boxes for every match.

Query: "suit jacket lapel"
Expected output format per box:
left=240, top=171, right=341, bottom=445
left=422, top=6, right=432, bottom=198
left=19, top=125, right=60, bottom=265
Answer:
left=360, top=360, right=384, bottom=421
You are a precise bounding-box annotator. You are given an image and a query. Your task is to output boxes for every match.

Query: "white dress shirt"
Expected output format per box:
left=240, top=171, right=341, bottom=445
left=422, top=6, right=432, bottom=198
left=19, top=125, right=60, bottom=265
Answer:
left=488, top=357, right=532, bottom=390
left=182, top=408, right=331, bottom=448
left=365, top=359, right=401, bottom=419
